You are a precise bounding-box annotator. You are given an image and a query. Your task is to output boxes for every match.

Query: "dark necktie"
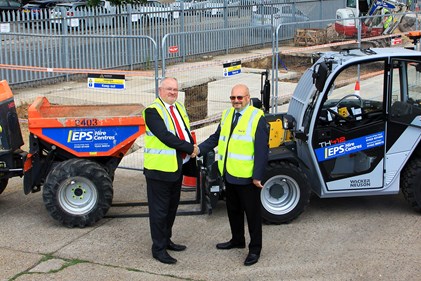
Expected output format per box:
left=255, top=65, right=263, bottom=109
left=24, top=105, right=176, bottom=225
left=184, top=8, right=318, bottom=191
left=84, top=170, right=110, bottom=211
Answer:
left=230, top=112, right=241, bottom=135
left=169, top=105, right=186, bottom=159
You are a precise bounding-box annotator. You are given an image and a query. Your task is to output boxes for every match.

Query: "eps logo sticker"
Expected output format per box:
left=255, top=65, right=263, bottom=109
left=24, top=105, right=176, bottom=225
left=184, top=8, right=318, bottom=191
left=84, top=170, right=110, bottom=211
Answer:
left=68, top=130, right=94, bottom=142
left=315, top=132, right=384, bottom=162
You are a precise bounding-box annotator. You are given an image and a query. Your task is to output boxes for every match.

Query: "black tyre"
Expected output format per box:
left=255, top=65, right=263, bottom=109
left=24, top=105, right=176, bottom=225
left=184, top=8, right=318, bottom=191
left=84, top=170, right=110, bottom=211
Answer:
left=401, top=157, right=421, bottom=212
left=0, top=178, right=8, bottom=195
left=43, top=158, right=113, bottom=228
left=261, top=161, right=311, bottom=224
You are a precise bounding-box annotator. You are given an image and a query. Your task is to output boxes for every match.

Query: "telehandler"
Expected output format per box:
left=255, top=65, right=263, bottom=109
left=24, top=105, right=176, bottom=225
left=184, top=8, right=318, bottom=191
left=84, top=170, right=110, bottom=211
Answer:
left=200, top=33, right=421, bottom=224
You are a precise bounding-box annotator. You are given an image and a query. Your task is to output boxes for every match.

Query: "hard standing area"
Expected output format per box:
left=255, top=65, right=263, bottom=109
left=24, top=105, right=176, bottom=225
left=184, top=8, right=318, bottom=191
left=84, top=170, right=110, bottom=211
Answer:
left=0, top=168, right=420, bottom=280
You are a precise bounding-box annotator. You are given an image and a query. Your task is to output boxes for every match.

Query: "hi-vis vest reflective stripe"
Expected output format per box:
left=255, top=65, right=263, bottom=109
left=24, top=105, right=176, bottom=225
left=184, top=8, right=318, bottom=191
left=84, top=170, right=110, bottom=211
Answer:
left=217, top=106, right=263, bottom=178
left=143, top=98, right=190, bottom=172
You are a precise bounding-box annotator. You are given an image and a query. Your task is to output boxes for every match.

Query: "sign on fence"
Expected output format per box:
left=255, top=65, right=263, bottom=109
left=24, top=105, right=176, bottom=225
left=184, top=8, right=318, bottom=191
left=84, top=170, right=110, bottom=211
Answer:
left=169, top=46, right=179, bottom=53
left=223, top=61, right=241, bottom=77
left=88, top=74, right=125, bottom=90
left=0, top=23, right=10, bottom=33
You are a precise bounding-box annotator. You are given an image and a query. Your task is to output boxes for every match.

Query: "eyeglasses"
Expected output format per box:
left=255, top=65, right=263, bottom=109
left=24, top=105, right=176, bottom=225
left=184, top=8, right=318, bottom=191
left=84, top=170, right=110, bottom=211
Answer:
left=230, top=95, right=246, bottom=101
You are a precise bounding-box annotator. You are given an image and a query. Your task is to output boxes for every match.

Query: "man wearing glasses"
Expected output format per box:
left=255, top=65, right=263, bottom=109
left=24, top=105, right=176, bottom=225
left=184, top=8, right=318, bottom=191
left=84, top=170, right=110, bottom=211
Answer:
left=198, top=84, right=269, bottom=266
left=143, top=77, right=199, bottom=264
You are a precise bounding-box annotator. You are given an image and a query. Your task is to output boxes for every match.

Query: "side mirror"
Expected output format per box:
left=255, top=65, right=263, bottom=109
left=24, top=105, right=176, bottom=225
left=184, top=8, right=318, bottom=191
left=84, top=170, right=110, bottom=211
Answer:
left=313, top=61, right=330, bottom=92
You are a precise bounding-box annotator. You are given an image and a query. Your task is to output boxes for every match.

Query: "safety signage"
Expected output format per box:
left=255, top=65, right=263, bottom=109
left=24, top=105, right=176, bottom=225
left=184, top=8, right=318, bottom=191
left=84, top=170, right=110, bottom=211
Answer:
left=88, top=74, right=125, bottom=90
left=223, top=61, right=241, bottom=77
left=169, top=46, right=179, bottom=53
left=391, top=36, right=402, bottom=45
left=0, top=23, right=10, bottom=33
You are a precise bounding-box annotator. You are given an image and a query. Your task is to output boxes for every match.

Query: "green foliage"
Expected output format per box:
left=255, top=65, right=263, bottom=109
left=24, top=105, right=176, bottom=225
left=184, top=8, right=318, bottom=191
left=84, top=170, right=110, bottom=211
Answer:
left=86, top=0, right=101, bottom=6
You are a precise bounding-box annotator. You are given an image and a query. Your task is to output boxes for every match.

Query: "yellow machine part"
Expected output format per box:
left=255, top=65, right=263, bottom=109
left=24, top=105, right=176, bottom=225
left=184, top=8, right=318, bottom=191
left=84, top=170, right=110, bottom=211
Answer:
left=268, top=119, right=292, bottom=148
left=338, top=106, right=350, bottom=118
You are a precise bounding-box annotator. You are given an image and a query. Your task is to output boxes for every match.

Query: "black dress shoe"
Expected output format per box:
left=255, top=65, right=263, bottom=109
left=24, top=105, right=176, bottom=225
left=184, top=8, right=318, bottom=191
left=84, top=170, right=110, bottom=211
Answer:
left=152, top=251, right=177, bottom=264
left=244, top=253, right=260, bottom=266
left=216, top=241, right=246, bottom=250
left=167, top=241, right=186, bottom=252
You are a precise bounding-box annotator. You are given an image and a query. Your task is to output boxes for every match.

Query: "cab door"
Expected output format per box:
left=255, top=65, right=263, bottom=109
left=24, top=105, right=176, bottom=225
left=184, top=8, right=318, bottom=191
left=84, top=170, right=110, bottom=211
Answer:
left=386, top=58, right=421, bottom=185
left=312, top=59, right=387, bottom=191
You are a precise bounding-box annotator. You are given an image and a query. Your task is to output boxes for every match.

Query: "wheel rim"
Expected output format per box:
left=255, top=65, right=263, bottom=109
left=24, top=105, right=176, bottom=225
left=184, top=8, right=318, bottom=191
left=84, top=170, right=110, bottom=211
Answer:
left=261, top=175, right=300, bottom=215
left=57, top=176, right=98, bottom=215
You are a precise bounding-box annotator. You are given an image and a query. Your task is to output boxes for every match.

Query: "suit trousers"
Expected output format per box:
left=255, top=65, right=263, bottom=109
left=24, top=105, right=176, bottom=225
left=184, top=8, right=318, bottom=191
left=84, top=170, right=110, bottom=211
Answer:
left=225, top=180, right=262, bottom=255
left=146, top=176, right=182, bottom=254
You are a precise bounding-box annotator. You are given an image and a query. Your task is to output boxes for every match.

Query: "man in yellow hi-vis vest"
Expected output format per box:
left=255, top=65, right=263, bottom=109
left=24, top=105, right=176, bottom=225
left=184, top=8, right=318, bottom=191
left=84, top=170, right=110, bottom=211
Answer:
left=382, top=8, right=392, bottom=30
left=198, top=84, right=269, bottom=266
left=143, top=77, right=198, bottom=264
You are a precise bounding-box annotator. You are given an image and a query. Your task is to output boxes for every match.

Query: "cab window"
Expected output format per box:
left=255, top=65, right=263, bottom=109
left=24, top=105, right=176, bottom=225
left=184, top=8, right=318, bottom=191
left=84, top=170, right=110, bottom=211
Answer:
left=389, top=59, right=421, bottom=126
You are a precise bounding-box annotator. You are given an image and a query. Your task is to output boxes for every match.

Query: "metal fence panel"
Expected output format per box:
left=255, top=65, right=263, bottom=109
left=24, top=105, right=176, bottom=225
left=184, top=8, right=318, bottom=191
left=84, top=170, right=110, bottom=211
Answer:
left=0, top=0, right=343, bottom=86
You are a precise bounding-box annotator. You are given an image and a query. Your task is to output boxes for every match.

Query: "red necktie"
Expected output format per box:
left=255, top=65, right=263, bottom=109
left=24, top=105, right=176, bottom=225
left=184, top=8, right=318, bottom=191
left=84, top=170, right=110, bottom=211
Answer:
left=169, top=105, right=186, bottom=159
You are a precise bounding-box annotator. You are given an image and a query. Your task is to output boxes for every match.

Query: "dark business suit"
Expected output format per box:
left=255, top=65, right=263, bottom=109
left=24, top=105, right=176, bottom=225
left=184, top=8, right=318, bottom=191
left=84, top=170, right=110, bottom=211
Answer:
left=143, top=101, right=196, bottom=255
left=199, top=109, right=269, bottom=255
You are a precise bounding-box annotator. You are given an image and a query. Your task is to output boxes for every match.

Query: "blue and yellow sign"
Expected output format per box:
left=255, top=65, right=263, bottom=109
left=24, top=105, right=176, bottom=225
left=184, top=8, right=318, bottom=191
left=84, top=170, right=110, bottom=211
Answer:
left=88, top=74, right=125, bottom=90
left=223, top=61, right=241, bottom=77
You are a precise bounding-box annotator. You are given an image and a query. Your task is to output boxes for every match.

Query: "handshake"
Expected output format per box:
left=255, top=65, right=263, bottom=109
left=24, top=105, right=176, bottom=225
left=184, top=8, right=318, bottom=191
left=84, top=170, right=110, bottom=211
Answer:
left=190, top=144, right=199, bottom=158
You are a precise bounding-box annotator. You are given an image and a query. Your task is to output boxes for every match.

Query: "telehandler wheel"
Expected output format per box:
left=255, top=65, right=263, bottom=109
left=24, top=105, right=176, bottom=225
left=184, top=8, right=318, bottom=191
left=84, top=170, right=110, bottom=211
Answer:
left=0, top=179, right=8, bottom=194
left=401, top=157, right=421, bottom=212
left=43, top=158, right=113, bottom=228
left=261, top=161, right=311, bottom=224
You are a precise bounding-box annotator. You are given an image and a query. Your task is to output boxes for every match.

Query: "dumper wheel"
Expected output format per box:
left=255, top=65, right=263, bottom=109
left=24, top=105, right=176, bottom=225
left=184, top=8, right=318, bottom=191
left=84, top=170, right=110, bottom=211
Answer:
left=401, top=157, right=421, bottom=212
left=43, top=158, right=113, bottom=228
left=261, top=161, right=311, bottom=224
left=0, top=179, right=8, bottom=194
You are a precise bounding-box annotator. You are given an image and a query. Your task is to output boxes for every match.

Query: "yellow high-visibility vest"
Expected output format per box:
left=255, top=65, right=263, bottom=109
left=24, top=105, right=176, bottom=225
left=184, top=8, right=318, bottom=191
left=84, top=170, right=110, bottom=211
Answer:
left=143, top=98, right=190, bottom=172
left=217, top=106, right=263, bottom=178
left=383, top=8, right=392, bottom=29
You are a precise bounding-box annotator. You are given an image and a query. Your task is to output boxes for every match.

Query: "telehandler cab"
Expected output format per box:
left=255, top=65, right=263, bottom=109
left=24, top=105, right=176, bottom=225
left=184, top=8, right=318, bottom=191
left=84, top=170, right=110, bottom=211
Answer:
left=201, top=39, right=421, bottom=223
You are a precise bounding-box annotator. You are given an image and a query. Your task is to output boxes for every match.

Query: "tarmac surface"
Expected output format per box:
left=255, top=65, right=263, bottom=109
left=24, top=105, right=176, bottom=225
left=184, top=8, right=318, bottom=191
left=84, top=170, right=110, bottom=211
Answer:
left=1, top=168, right=420, bottom=281
left=1, top=45, right=421, bottom=281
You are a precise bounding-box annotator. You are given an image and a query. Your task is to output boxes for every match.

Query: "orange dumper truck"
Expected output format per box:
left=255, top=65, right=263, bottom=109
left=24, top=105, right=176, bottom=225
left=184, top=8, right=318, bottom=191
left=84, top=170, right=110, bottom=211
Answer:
left=0, top=80, right=145, bottom=227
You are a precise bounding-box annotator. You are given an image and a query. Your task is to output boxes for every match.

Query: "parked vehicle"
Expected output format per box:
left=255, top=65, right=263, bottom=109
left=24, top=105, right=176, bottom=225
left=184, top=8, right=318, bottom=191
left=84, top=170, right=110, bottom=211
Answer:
left=202, top=0, right=240, bottom=16
left=22, top=0, right=64, bottom=25
left=0, top=0, right=21, bottom=21
left=335, top=0, right=407, bottom=37
left=190, top=0, right=210, bottom=11
left=170, top=0, right=195, bottom=10
left=50, top=0, right=116, bottom=29
left=251, top=4, right=309, bottom=35
left=136, top=0, right=174, bottom=21
left=23, top=0, right=63, bottom=13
